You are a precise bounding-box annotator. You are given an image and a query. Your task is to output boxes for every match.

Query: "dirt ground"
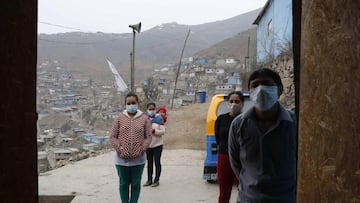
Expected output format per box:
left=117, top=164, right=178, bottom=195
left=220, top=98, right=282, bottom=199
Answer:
left=39, top=149, right=239, bottom=203
left=164, top=103, right=209, bottom=150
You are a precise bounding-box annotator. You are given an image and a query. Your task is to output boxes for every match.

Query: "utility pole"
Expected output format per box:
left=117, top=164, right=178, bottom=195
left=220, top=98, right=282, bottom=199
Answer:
left=244, top=36, right=250, bottom=72
left=130, top=51, right=133, bottom=91
left=129, top=22, right=141, bottom=92
left=171, top=29, right=191, bottom=110
left=131, top=31, right=135, bottom=92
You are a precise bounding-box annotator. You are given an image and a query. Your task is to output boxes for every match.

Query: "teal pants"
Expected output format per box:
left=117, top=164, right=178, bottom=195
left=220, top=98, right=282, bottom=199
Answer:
left=115, top=164, right=144, bottom=203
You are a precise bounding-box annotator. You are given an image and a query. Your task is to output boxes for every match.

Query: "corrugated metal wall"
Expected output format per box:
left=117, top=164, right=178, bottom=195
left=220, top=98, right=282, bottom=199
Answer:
left=256, top=0, right=293, bottom=62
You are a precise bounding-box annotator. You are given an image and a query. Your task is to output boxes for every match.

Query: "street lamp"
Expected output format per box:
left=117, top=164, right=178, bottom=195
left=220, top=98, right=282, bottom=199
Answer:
left=129, top=22, right=141, bottom=92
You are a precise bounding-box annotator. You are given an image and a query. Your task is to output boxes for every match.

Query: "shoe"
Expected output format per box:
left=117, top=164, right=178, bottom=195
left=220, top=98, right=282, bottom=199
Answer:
left=143, top=181, right=152, bottom=186
left=151, top=182, right=160, bottom=187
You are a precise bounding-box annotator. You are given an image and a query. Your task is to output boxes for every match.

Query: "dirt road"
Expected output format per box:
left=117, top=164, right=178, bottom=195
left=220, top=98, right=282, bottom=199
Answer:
left=39, top=149, right=238, bottom=203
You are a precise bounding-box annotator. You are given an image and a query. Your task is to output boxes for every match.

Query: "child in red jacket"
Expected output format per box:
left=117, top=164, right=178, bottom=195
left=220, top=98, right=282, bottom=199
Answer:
left=157, top=106, right=167, bottom=123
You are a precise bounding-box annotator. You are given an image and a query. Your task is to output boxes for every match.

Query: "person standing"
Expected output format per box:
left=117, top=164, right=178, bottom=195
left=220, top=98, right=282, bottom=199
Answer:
left=143, top=102, right=166, bottom=187
left=215, top=91, right=244, bottom=203
left=110, top=92, right=152, bottom=203
left=228, top=68, right=296, bottom=203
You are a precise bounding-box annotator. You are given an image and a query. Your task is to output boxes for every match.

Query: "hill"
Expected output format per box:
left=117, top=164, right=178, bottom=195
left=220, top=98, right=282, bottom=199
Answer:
left=37, top=9, right=261, bottom=83
left=193, top=27, right=257, bottom=64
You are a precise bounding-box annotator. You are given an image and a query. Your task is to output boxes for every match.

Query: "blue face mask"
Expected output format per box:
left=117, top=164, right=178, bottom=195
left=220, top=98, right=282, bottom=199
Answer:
left=126, top=104, right=138, bottom=113
left=250, top=85, right=278, bottom=111
left=147, top=110, right=156, bottom=117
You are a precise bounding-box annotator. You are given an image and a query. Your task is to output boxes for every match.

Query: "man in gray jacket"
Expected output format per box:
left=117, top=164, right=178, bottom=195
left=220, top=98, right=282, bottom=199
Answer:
left=228, top=68, right=296, bottom=203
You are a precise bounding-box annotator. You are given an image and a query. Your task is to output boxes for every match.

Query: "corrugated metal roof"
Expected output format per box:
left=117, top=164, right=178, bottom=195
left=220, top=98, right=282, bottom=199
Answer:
left=253, top=0, right=272, bottom=25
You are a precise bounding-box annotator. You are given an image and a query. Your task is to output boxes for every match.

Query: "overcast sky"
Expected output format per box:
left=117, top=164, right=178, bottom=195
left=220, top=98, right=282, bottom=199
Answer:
left=38, top=0, right=267, bottom=34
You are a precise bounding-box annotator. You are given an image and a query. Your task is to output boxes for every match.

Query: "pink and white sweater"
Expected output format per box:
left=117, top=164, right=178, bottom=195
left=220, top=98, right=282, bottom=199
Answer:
left=110, top=110, right=152, bottom=161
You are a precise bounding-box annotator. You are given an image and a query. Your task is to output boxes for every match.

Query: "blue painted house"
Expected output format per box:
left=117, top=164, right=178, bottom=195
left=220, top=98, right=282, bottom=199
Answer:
left=82, top=134, right=108, bottom=144
left=223, top=77, right=241, bottom=85
left=194, top=58, right=207, bottom=65
left=231, top=72, right=240, bottom=77
left=253, top=0, right=293, bottom=63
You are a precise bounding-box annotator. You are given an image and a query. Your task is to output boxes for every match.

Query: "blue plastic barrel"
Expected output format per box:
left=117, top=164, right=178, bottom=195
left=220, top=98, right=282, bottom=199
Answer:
left=198, top=91, right=206, bottom=103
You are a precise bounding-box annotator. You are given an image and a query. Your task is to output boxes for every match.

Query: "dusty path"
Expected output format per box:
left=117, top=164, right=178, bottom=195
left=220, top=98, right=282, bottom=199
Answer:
left=39, top=149, right=238, bottom=203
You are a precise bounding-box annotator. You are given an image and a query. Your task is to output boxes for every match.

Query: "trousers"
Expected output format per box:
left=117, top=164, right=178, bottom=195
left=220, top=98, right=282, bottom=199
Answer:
left=217, top=153, right=238, bottom=203
left=146, top=145, right=163, bottom=183
left=115, top=164, right=144, bottom=203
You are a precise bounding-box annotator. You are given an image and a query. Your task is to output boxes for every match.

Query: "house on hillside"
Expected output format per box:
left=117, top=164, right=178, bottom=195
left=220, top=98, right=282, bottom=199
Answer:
left=205, top=68, right=215, bottom=74
left=225, top=58, right=237, bottom=64
left=215, top=69, right=225, bottom=75
left=73, top=128, right=86, bottom=137
left=253, top=0, right=293, bottom=63
left=232, top=72, right=240, bottom=77
left=83, top=143, right=99, bottom=151
left=186, top=91, right=196, bottom=96
left=82, top=133, right=108, bottom=144
left=216, top=59, right=238, bottom=68
left=158, top=78, right=166, bottom=85
left=194, top=66, right=205, bottom=73
left=216, top=85, right=233, bottom=92
left=38, top=151, right=49, bottom=173
left=47, top=149, right=72, bottom=161
left=224, top=77, right=241, bottom=85
left=194, top=58, right=207, bottom=65
left=181, top=57, right=193, bottom=63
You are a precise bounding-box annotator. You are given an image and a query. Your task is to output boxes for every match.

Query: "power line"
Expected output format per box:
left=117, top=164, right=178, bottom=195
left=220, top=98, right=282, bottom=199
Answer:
left=39, top=21, right=93, bottom=32
left=38, top=37, right=126, bottom=45
left=38, top=20, right=246, bottom=50
left=38, top=20, right=187, bottom=46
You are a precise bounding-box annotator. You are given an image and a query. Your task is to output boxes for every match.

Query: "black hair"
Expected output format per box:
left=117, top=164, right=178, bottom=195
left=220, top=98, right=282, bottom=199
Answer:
left=247, top=68, right=283, bottom=90
left=227, top=91, right=244, bottom=102
left=125, top=92, right=139, bottom=102
left=146, top=102, right=156, bottom=108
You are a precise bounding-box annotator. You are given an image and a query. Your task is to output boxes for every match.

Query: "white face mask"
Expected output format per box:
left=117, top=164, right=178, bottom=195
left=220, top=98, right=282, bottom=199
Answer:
left=250, top=85, right=278, bottom=111
left=147, top=110, right=156, bottom=117
left=229, top=103, right=243, bottom=117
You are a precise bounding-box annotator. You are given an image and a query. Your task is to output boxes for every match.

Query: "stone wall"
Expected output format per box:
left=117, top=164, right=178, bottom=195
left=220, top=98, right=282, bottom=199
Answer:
left=268, top=52, right=295, bottom=110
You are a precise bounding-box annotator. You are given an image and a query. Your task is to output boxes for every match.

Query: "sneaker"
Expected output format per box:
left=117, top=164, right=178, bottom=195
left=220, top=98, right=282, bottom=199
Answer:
left=151, top=182, right=160, bottom=187
left=143, top=181, right=152, bottom=186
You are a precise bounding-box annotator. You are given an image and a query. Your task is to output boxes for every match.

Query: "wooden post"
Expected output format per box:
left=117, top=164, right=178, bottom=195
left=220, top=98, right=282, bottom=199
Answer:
left=297, top=0, right=360, bottom=201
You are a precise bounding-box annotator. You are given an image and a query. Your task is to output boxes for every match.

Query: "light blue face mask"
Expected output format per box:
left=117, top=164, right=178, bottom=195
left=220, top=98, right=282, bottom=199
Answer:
left=147, top=110, right=156, bottom=117
left=126, top=104, right=138, bottom=113
left=250, top=85, right=278, bottom=111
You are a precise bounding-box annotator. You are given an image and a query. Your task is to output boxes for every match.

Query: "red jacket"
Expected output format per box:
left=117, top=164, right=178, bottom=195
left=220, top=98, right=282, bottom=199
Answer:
left=110, top=110, right=152, bottom=160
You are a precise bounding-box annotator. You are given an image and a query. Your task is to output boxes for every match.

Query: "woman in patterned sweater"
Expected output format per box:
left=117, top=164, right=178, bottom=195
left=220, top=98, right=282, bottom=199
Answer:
left=110, top=92, right=152, bottom=203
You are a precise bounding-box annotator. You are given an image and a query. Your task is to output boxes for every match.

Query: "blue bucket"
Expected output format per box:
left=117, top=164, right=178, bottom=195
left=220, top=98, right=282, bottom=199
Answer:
left=198, top=91, right=206, bottom=103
